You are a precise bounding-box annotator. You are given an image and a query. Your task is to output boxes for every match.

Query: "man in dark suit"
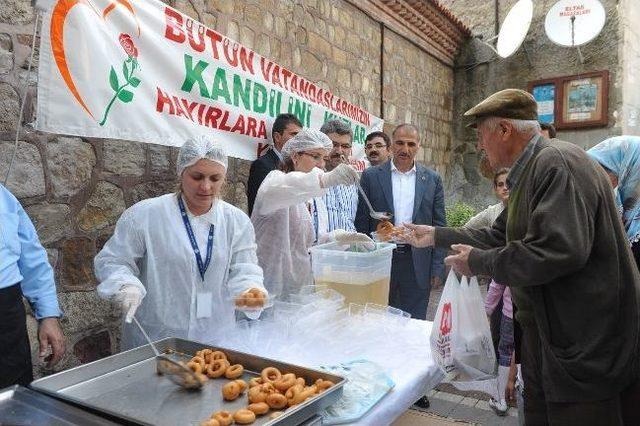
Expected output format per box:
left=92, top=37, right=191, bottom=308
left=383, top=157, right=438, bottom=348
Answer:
left=355, top=123, right=446, bottom=319
left=356, top=123, right=445, bottom=410
left=247, top=114, right=303, bottom=215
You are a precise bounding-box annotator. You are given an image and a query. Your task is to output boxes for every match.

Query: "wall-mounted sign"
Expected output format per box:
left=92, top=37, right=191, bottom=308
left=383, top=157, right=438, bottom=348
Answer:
left=562, top=73, right=608, bottom=126
left=531, top=83, right=556, bottom=124
left=528, top=70, right=608, bottom=130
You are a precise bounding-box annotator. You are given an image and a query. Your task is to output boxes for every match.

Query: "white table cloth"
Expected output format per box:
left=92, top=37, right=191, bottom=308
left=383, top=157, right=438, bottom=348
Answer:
left=348, top=319, right=444, bottom=425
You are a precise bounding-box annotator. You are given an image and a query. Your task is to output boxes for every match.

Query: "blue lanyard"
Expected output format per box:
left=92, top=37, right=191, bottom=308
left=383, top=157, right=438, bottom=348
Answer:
left=312, top=198, right=319, bottom=243
left=178, top=196, right=214, bottom=282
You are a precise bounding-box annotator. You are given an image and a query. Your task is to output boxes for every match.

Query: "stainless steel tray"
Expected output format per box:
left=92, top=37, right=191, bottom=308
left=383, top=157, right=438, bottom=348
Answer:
left=0, top=385, right=118, bottom=425
left=31, top=338, right=345, bottom=426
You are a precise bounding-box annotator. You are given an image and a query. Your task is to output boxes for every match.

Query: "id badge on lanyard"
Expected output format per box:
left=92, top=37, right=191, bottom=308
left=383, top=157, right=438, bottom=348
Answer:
left=196, top=292, right=212, bottom=318
left=178, top=196, right=214, bottom=318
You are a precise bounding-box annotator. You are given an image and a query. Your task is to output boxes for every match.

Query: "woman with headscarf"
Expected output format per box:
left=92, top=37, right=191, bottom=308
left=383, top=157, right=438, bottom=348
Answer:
left=95, top=137, right=266, bottom=350
left=588, top=135, right=640, bottom=426
left=588, top=136, right=640, bottom=268
left=251, top=128, right=370, bottom=301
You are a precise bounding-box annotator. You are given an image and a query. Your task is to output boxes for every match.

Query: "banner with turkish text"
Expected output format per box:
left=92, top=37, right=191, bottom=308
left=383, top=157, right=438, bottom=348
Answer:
left=36, top=0, right=383, bottom=164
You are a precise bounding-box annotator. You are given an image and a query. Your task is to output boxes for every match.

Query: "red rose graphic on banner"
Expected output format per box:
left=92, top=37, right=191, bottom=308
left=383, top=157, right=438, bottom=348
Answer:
left=119, top=33, right=138, bottom=58
left=99, top=33, right=142, bottom=126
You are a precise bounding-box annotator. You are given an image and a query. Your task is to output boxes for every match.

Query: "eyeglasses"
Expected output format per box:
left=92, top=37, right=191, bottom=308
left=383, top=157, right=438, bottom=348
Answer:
left=299, top=152, right=325, bottom=162
left=365, top=143, right=387, bottom=150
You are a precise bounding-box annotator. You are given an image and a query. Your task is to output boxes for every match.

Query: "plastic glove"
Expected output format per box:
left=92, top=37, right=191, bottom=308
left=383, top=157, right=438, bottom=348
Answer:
left=320, top=229, right=355, bottom=244
left=115, top=285, right=143, bottom=323
left=318, top=230, right=340, bottom=244
left=334, top=230, right=376, bottom=251
left=320, top=163, right=359, bottom=188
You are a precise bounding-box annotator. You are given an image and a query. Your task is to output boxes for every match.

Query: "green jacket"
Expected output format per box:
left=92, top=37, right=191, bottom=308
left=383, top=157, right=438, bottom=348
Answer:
left=436, top=138, right=640, bottom=402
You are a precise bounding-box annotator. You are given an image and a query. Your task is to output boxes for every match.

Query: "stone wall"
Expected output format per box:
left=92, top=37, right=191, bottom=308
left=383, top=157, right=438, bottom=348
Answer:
left=619, top=0, right=640, bottom=135
left=0, top=0, right=457, bottom=377
left=444, top=0, right=625, bottom=207
left=382, top=29, right=454, bottom=178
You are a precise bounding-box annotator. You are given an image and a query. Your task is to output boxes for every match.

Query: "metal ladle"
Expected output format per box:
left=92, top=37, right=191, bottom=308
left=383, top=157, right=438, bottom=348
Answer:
left=355, top=180, right=392, bottom=221
left=132, top=316, right=203, bottom=390
left=339, top=155, right=392, bottom=221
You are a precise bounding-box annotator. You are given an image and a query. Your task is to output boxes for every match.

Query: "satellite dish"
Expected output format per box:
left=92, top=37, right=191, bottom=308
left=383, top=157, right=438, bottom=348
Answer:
left=545, top=0, right=606, bottom=47
left=496, top=0, right=533, bottom=58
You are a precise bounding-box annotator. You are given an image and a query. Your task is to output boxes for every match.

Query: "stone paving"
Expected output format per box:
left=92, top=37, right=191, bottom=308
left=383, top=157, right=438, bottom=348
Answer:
left=414, top=388, right=520, bottom=426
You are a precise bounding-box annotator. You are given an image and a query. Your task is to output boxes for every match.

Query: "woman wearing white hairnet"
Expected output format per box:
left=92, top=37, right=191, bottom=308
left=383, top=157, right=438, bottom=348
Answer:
left=95, top=138, right=266, bottom=350
left=252, top=128, right=370, bottom=301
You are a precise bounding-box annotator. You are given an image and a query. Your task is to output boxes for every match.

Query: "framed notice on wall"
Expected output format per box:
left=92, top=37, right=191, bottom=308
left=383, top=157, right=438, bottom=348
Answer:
left=528, top=70, right=609, bottom=130
left=530, top=81, right=556, bottom=124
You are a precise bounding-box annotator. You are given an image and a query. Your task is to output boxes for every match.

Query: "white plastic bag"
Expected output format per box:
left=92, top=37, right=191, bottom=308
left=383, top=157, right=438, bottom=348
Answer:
left=430, top=271, right=496, bottom=381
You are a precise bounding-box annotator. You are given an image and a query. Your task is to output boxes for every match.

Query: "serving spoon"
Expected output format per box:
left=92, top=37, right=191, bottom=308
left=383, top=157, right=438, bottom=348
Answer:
left=132, top=316, right=203, bottom=390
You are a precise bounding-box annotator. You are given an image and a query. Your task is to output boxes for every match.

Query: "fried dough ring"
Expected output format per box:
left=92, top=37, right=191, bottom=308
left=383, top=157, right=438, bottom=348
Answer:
left=285, top=384, right=304, bottom=406
left=190, top=356, right=206, bottom=368
left=225, top=364, right=244, bottom=379
left=187, top=361, right=204, bottom=374
left=249, top=377, right=264, bottom=388
left=235, top=288, right=266, bottom=308
left=206, top=359, right=230, bottom=379
left=248, top=386, right=267, bottom=403
left=247, top=402, right=269, bottom=415
left=266, top=393, right=288, bottom=409
left=261, top=367, right=282, bottom=383
left=274, top=373, right=296, bottom=392
left=222, top=381, right=241, bottom=401
left=210, top=351, right=227, bottom=361
left=233, top=409, right=256, bottom=424
left=376, top=219, right=393, bottom=233
left=199, top=418, right=220, bottom=426
left=234, top=379, right=248, bottom=393
left=212, top=411, right=233, bottom=426
left=315, top=379, right=334, bottom=392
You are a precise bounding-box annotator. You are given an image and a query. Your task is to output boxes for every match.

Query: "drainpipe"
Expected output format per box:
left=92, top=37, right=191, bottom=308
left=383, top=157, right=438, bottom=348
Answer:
left=380, top=23, right=385, bottom=120
left=494, top=0, right=500, bottom=37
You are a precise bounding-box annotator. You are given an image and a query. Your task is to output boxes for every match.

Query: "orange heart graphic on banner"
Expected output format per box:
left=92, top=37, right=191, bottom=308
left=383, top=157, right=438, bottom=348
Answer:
left=50, top=0, right=140, bottom=120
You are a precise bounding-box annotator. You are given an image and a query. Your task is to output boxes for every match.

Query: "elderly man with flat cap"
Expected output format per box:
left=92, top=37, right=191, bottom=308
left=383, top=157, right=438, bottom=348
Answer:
left=405, top=89, right=640, bottom=425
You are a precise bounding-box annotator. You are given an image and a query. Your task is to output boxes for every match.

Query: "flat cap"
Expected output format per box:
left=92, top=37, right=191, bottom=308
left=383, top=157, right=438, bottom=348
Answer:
left=464, top=88, right=538, bottom=128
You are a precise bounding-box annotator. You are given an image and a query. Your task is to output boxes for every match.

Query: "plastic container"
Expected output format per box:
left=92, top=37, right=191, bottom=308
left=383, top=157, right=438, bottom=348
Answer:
left=309, top=242, right=395, bottom=306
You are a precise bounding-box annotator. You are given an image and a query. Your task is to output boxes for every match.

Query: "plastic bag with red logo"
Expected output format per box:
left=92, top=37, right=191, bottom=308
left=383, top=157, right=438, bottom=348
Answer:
left=430, top=270, right=496, bottom=381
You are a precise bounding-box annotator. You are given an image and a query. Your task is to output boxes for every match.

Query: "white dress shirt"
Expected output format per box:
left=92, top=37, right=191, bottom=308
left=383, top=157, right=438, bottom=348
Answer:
left=272, top=146, right=284, bottom=162
left=391, top=161, right=416, bottom=227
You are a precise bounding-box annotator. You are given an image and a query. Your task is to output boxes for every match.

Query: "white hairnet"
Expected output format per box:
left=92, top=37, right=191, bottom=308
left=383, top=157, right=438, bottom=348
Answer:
left=176, top=136, right=228, bottom=175
left=281, top=129, right=333, bottom=159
